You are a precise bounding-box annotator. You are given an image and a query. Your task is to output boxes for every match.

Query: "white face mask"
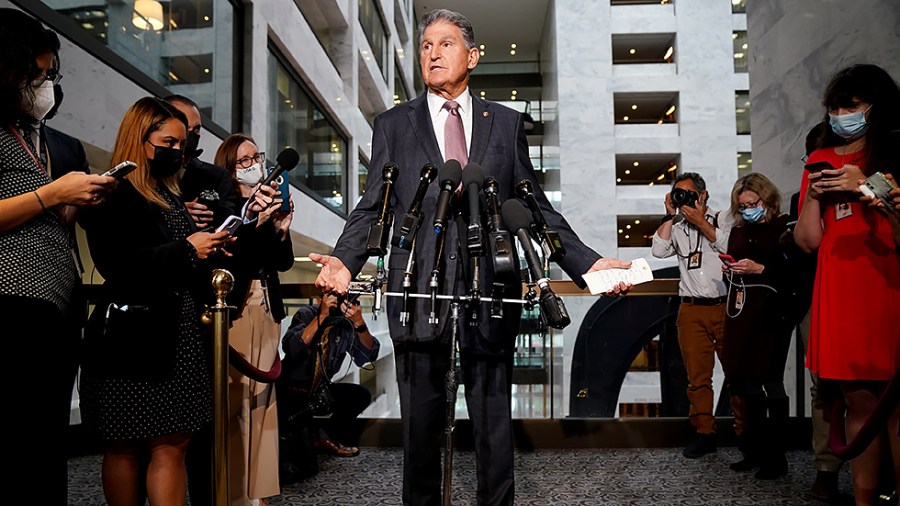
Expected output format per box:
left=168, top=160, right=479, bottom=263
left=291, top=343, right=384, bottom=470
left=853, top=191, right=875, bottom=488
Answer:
left=235, top=162, right=264, bottom=187
left=25, top=80, right=55, bottom=121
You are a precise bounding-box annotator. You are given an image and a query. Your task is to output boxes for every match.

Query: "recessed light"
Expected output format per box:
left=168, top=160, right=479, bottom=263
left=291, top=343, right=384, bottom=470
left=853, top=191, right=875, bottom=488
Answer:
left=624, top=234, right=630, bottom=239
left=510, top=43, right=517, bottom=49
left=629, top=48, right=636, bottom=54
left=634, top=219, right=641, bottom=224
left=616, top=178, right=622, bottom=183
left=666, top=105, right=676, bottom=115
left=626, top=224, right=632, bottom=230
left=664, top=46, right=674, bottom=59
left=480, top=51, right=485, bottom=56
left=510, top=49, right=516, bottom=55
left=633, top=161, right=639, bottom=167
left=625, top=170, right=631, bottom=175
left=623, top=116, right=629, bottom=121
left=479, top=44, right=485, bottom=50
left=631, top=104, right=637, bottom=110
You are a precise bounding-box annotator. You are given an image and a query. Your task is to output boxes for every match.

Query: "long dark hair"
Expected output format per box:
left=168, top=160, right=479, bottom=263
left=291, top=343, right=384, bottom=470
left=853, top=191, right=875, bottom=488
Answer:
left=818, top=64, right=900, bottom=177
left=0, top=8, right=60, bottom=127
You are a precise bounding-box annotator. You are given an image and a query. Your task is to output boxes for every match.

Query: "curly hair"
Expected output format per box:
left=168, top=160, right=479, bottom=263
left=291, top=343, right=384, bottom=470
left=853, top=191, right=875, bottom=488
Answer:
left=0, top=8, right=60, bottom=127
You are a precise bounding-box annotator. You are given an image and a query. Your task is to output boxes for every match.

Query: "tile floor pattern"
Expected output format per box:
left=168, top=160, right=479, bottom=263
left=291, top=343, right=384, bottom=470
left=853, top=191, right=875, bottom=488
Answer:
left=68, top=448, right=858, bottom=505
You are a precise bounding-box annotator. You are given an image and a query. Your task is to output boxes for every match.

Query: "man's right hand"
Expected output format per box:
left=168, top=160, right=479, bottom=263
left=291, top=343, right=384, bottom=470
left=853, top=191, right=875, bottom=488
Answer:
left=184, top=198, right=214, bottom=226
left=311, top=252, right=352, bottom=295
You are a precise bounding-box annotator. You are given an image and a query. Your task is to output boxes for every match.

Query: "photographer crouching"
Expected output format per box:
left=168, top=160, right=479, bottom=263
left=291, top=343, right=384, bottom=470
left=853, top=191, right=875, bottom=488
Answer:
left=276, top=292, right=380, bottom=482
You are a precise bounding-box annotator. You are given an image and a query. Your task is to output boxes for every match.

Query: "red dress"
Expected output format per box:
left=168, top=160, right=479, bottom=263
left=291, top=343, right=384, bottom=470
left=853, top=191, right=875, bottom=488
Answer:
left=799, top=147, right=900, bottom=380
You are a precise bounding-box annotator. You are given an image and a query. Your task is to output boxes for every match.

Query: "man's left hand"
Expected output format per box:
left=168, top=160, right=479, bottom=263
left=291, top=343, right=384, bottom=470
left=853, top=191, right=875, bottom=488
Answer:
left=586, top=258, right=633, bottom=297
left=342, top=301, right=365, bottom=327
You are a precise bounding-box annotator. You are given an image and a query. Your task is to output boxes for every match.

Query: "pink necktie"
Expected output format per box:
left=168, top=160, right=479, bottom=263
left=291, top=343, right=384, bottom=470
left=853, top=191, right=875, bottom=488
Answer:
left=443, top=100, right=468, bottom=167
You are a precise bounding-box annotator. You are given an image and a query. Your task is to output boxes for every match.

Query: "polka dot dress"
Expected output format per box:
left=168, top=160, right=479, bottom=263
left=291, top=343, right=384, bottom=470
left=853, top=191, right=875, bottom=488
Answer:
left=80, top=187, right=212, bottom=440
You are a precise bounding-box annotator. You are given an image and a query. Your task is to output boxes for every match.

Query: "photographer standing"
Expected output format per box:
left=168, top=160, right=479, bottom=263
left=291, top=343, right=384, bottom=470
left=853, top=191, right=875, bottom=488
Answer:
left=652, top=172, right=732, bottom=459
left=278, top=293, right=380, bottom=473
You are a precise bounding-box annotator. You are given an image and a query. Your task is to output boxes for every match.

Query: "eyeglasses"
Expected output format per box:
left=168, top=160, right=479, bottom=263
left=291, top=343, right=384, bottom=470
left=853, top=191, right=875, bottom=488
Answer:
left=31, top=73, right=63, bottom=87
left=236, top=152, right=265, bottom=169
left=737, top=198, right=761, bottom=211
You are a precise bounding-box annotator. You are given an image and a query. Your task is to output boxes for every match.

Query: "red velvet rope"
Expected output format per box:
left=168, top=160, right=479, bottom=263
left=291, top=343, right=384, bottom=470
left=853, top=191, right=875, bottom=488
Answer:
left=828, top=368, right=900, bottom=461
left=228, top=345, right=282, bottom=383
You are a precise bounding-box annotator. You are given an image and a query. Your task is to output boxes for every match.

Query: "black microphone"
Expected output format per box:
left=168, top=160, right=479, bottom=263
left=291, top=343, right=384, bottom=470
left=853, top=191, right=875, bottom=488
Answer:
left=484, top=177, right=517, bottom=281
left=392, top=163, right=437, bottom=250
left=366, top=163, right=398, bottom=256
left=515, top=178, right=566, bottom=261
left=432, top=160, right=463, bottom=234
left=501, top=200, right=571, bottom=329
left=260, top=147, right=300, bottom=188
left=462, top=163, right=485, bottom=256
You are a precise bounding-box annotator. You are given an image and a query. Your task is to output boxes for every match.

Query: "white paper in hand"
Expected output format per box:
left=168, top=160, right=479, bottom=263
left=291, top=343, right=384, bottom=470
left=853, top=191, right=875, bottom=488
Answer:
left=583, top=258, right=654, bottom=295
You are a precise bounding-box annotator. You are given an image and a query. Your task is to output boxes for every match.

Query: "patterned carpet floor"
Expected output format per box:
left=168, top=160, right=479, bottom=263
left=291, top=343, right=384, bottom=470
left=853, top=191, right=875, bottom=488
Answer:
left=68, top=447, right=859, bottom=505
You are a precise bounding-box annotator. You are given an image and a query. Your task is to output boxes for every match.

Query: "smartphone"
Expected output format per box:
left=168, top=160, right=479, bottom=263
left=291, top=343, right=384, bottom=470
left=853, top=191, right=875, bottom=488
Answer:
left=804, top=160, right=837, bottom=176
left=859, top=172, right=898, bottom=214
left=214, top=215, right=243, bottom=236
left=103, top=160, right=137, bottom=179
left=718, top=253, right=736, bottom=265
left=268, top=169, right=292, bottom=212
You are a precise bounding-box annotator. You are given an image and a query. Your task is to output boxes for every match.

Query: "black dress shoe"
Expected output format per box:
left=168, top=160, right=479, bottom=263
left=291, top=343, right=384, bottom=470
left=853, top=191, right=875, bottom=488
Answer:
left=755, top=455, right=788, bottom=480
left=682, top=433, right=716, bottom=458
left=729, top=456, right=759, bottom=472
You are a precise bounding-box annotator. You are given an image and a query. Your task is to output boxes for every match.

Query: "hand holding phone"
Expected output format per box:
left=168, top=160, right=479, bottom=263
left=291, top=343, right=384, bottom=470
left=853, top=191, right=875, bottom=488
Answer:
left=215, top=215, right=243, bottom=236
left=103, top=160, right=138, bottom=179
left=268, top=169, right=292, bottom=213
left=718, top=253, right=736, bottom=265
left=859, top=171, right=899, bottom=214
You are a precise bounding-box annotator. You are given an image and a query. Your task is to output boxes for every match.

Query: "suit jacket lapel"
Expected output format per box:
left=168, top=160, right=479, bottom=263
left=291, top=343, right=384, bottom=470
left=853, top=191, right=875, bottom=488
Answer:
left=469, top=97, right=494, bottom=166
left=407, top=94, right=443, bottom=164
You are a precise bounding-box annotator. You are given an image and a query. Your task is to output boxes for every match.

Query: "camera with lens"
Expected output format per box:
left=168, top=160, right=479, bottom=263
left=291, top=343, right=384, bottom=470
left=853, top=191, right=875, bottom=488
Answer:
left=670, top=187, right=699, bottom=208
left=305, top=382, right=335, bottom=417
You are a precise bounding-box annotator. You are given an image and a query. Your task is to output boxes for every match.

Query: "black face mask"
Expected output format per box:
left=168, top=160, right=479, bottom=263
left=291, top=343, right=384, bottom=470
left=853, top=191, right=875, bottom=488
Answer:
left=147, top=144, right=184, bottom=179
left=184, top=130, right=202, bottom=161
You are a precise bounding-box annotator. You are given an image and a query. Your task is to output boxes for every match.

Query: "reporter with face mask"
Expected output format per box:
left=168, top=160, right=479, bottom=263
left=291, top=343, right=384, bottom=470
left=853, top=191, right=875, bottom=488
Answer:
left=719, top=173, right=793, bottom=480
left=211, top=133, right=294, bottom=506
left=78, top=97, right=232, bottom=505
left=794, top=64, right=900, bottom=506
left=0, top=9, right=117, bottom=504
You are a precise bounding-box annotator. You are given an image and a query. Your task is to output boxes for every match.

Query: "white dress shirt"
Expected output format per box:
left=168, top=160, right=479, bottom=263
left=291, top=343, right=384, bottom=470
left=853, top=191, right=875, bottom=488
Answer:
left=427, top=88, right=473, bottom=162
left=651, top=209, right=730, bottom=298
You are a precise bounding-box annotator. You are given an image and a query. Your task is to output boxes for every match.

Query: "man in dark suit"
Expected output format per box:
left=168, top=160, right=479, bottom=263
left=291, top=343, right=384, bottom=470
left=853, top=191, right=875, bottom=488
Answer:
left=165, top=94, right=239, bottom=227
left=311, top=8, right=631, bottom=506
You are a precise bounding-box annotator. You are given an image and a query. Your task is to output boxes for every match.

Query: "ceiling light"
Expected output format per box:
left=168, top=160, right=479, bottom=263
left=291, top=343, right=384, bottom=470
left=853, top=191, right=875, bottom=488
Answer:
left=624, top=234, right=630, bottom=239
left=204, top=68, right=210, bottom=74
left=480, top=44, right=485, bottom=50
left=132, top=0, right=164, bottom=31
left=663, top=46, right=674, bottom=59
left=747, top=158, right=752, bottom=163
left=623, top=116, right=629, bottom=121
left=511, top=90, right=517, bottom=95
left=738, top=164, right=747, bottom=169
left=648, top=182, right=655, bottom=187
left=616, top=178, right=622, bottom=183
left=734, top=52, right=745, bottom=59
left=657, top=119, right=663, bottom=124
left=480, top=51, right=485, bottom=56
left=668, top=164, right=678, bottom=172
left=510, top=95, right=516, bottom=100
left=618, top=229, right=623, bottom=234
left=656, top=173, right=665, bottom=180
left=631, top=104, right=637, bottom=110
left=510, top=49, right=516, bottom=55
left=626, top=224, right=632, bottom=230
left=629, top=48, right=636, bottom=54
left=480, top=91, right=486, bottom=96
left=733, top=33, right=738, bottom=39
left=665, top=105, right=676, bottom=115
left=204, top=15, right=210, bottom=21
left=168, top=71, right=179, bottom=81
left=742, top=43, right=748, bottom=49
left=625, top=169, right=631, bottom=175
left=510, top=43, right=517, bottom=49
left=633, top=161, right=639, bottom=167
left=336, top=97, right=341, bottom=101
left=634, top=219, right=641, bottom=224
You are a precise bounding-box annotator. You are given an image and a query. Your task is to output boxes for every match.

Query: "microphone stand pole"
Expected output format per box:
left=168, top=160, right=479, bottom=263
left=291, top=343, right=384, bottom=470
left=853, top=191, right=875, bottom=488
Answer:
left=400, top=237, right=417, bottom=326
left=429, top=228, right=446, bottom=326
left=442, top=301, right=461, bottom=506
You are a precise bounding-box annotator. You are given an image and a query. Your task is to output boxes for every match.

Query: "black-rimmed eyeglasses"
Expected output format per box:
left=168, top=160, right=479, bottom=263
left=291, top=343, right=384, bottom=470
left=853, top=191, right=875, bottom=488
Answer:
left=236, top=152, right=266, bottom=169
left=32, top=73, right=63, bottom=87
left=737, top=198, right=761, bottom=211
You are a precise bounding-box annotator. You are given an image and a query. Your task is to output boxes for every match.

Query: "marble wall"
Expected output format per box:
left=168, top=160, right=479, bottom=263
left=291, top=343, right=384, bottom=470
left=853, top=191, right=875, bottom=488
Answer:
left=746, top=0, right=900, bottom=198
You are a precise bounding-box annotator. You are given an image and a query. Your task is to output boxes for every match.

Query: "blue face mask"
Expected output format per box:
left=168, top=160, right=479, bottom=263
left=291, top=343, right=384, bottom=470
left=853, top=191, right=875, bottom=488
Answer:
left=829, top=106, right=870, bottom=140
left=740, top=206, right=766, bottom=223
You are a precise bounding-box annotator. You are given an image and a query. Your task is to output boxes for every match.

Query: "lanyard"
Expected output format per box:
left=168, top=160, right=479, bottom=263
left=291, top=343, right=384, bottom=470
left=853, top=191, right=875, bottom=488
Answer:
left=10, top=126, right=48, bottom=176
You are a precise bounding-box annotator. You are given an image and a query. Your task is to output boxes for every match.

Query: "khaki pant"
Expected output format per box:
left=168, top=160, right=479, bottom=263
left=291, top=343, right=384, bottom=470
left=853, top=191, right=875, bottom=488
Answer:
left=677, top=302, right=727, bottom=434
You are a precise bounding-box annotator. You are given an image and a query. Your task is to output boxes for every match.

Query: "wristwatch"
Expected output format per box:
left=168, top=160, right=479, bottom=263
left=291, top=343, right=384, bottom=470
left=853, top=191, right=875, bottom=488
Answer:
left=354, top=323, right=368, bottom=333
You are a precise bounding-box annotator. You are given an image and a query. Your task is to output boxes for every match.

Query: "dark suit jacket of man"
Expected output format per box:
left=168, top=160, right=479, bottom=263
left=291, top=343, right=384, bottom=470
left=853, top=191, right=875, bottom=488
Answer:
left=332, top=93, right=601, bottom=354
left=180, top=157, right=240, bottom=227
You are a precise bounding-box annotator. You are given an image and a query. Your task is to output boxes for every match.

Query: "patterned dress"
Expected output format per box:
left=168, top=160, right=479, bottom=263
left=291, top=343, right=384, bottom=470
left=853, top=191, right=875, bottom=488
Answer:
left=80, top=186, right=212, bottom=440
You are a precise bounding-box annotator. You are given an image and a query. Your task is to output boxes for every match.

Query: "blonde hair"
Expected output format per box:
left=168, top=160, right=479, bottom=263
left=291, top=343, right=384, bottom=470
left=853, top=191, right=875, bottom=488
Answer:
left=110, top=97, right=187, bottom=209
left=729, top=173, right=781, bottom=224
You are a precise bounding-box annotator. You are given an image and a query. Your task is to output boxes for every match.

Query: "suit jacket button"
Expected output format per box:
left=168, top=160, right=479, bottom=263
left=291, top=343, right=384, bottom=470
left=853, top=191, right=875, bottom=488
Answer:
left=449, top=254, right=457, bottom=260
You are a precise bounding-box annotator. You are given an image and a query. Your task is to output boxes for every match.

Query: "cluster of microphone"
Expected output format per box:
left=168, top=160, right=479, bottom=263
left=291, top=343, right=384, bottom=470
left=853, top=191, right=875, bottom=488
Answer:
left=364, top=160, right=571, bottom=330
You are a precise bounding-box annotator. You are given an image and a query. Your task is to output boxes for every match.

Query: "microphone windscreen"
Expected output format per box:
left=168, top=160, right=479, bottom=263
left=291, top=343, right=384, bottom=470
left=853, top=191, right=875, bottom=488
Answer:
left=461, top=163, right=484, bottom=189
left=501, top=199, right=532, bottom=232
left=276, top=147, right=300, bottom=172
left=439, top=159, right=463, bottom=187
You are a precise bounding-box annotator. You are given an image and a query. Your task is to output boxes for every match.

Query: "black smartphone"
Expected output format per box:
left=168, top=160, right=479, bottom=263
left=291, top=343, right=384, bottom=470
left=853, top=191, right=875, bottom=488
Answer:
left=804, top=160, right=837, bottom=175
left=103, top=160, right=137, bottom=179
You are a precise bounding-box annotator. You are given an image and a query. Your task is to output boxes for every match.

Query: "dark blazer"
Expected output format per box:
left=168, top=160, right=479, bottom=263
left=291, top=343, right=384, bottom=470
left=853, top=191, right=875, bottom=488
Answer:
left=332, top=93, right=600, bottom=353
left=222, top=204, right=294, bottom=323
left=79, top=182, right=210, bottom=360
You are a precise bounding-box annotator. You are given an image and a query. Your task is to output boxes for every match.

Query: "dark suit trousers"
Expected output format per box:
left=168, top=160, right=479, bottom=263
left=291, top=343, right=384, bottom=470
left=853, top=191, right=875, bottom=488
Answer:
left=394, top=339, right=515, bottom=506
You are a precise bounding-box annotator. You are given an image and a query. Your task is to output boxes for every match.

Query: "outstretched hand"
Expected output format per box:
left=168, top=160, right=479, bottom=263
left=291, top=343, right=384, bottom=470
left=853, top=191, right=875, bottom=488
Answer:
left=311, top=252, right=352, bottom=295
left=586, top=257, right=633, bottom=297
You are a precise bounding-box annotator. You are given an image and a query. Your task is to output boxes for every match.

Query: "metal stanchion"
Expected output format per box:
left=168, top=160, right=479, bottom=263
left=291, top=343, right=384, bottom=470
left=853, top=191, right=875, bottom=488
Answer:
left=202, top=269, right=235, bottom=506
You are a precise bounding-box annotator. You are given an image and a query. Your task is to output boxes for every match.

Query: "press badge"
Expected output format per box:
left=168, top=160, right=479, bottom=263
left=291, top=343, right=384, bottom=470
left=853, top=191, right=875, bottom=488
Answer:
left=688, top=251, right=702, bottom=270
left=734, top=289, right=744, bottom=310
left=835, top=202, right=853, bottom=221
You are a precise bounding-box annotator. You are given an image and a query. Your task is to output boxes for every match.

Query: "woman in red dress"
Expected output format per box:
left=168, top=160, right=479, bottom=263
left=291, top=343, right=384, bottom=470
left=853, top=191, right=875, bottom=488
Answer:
left=794, top=64, right=900, bottom=506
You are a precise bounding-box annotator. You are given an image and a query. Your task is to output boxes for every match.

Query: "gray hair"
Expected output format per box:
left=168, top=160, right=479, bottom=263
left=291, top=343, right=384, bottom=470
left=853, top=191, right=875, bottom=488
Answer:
left=673, top=172, right=707, bottom=193
left=417, top=9, right=476, bottom=50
